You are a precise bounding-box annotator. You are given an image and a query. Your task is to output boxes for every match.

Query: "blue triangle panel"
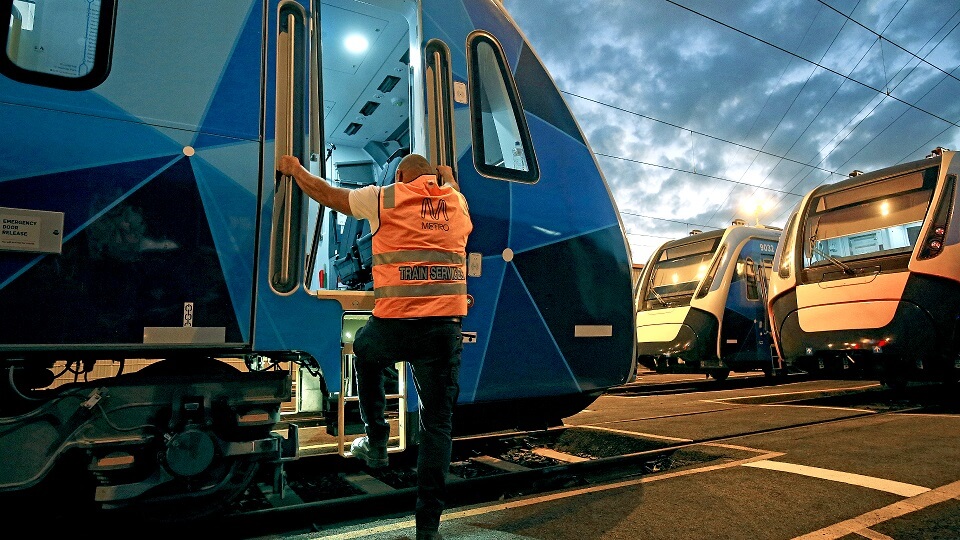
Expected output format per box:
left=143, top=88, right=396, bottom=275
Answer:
left=457, top=152, right=510, bottom=256
left=513, top=225, right=635, bottom=390
left=0, top=157, right=242, bottom=345
left=0, top=154, right=178, bottom=285
left=0, top=101, right=181, bottom=182
left=506, top=116, right=619, bottom=253
left=0, top=155, right=177, bottom=240
left=422, top=0, right=472, bottom=76
left=474, top=264, right=579, bottom=401
left=191, top=158, right=257, bottom=340
left=0, top=76, right=144, bottom=126
left=515, top=43, right=585, bottom=146
left=458, top=257, right=506, bottom=402
left=195, top=2, right=264, bottom=145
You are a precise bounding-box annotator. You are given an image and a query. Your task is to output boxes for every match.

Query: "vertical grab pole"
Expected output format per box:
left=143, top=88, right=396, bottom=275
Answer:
left=278, top=13, right=297, bottom=286
left=269, top=5, right=306, bottom=294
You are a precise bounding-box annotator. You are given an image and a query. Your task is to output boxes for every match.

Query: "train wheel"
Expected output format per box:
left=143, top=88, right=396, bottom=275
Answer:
left=710, top=370, right=730, bottom=382
left=111, top=357, right=267, bottom=521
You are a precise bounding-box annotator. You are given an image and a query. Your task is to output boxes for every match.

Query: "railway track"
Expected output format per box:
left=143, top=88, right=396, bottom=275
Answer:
left=22, top=379, right=958, bottom=539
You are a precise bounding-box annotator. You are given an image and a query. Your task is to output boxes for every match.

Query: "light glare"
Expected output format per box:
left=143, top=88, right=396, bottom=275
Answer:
left=344, top=34, right=369, bottom=53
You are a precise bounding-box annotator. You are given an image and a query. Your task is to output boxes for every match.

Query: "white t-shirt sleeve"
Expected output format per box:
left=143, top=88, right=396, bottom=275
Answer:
left=348, top=185, right=381, bottom=232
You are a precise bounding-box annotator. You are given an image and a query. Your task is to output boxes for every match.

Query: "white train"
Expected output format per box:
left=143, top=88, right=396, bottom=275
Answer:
left=635, top=222, right=782, bottom=381
left=768, top=147, right=960, bottom=387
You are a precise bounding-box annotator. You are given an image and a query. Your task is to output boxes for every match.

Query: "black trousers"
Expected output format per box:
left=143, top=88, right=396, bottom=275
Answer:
left=353, top=316, right=463, bottom=533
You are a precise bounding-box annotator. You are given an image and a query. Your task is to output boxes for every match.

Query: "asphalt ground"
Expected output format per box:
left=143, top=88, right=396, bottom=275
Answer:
left=301, top=377, right=960, bottom=540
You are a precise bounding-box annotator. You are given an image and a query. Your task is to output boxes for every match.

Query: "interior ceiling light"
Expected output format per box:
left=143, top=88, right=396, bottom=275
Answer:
left=344, top=34, right=369, bottom=54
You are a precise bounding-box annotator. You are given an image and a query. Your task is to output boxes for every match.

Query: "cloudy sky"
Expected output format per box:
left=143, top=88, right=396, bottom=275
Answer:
left=500, top=0, right=960, bottom=265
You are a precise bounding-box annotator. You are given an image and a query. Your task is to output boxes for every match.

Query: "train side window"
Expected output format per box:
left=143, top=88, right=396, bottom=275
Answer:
left=466, top=31, right=539, bottom=183
left=744, top=257, right=759, bottom=301
left=2, top=0, right=116, bottom=90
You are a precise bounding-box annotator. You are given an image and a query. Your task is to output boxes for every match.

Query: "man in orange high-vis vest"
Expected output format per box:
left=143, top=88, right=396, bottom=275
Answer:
left=278, top=153, right=471, bottom=540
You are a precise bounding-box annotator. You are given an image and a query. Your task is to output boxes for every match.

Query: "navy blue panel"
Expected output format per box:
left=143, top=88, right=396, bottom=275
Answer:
left=0, top=155, right=176, bottom=284
left=513, top=225, right=634, bottom=389
left=0, top=157, right=242, bottom=345
left=720, top=307, right=758, bottom=361
left=515, top=44, right=585, bottom=146
left=458, top=257, right=506, bottom=402
left=475, top=264, right=579, bottom=401
left=195, top=2, right=264, bottom=146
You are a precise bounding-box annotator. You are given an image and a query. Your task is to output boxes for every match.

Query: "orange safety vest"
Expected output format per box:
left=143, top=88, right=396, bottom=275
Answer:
left=371, top=174, right=472, bottom=318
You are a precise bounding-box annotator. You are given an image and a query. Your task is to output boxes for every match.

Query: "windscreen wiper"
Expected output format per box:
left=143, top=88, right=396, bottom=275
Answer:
left=810, top=237, right=855, bottom=276
left=648, top=276, right=672, bottom=306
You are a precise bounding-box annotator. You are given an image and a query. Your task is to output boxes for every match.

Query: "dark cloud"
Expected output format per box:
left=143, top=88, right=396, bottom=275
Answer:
left=502, top=0, right=960, bottom=262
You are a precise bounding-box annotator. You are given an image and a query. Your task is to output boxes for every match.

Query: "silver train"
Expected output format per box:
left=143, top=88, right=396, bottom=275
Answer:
left=635, top=222, right=782, bottom=381
left=768, top=147, right=960, bottom=387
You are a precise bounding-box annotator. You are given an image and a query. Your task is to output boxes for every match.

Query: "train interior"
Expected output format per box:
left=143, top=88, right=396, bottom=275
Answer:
left=304, top=0, right=413, bottom=295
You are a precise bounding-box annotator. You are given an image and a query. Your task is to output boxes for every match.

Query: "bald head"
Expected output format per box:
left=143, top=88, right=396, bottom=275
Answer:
left=396, top=154, right=436, bottom=183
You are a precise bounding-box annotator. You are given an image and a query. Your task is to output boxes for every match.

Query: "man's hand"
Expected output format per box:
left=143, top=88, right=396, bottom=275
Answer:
left=278, top=155, right=305, bottom=178
left=436, top=165, right=458, bottom=189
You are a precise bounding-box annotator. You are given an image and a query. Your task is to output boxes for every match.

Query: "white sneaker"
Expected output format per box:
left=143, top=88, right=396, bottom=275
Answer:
left=350, top=436, right=389, bottom=468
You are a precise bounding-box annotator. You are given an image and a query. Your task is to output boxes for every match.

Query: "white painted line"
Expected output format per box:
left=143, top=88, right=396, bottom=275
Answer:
left=761, top=403, right=877, bottom=413
left=791, top=479, right=960, bottom=540
left=744, top=460, right=930, bottom=497
left=578, top=424, right=693, bottom=442
left=714, top=383, right=881, bottom=402
left=855, top=528, right=895, bottom=540
left=703, top=442, right=775, bottom=452
left=317, top=447, right=784, bottom=539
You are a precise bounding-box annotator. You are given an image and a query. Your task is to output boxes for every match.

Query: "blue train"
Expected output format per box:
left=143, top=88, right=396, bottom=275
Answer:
left=0, top=0, right=635, bottom=515
left=635, top=222, right=782, bottom=380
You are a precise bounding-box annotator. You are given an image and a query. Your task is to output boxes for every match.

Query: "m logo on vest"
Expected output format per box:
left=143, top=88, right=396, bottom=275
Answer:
left=421, top=198, right=449, bottom=221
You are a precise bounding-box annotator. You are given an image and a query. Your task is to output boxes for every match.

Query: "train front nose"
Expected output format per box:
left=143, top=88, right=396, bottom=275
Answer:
left=781, top=300, right=938, bottom=375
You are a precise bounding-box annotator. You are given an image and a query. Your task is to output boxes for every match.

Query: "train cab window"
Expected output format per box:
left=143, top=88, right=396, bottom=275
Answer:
left=2, top=0, right=116, bottom=90
left=466, top=31, right=539, bottom=183
left=802, top=169, right=936, bottom=269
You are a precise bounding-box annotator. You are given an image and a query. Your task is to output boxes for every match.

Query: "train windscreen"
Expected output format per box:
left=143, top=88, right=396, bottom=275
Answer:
left=641, top=236, right=720, bottom=310
left=802, top=168, right=936, bottom=270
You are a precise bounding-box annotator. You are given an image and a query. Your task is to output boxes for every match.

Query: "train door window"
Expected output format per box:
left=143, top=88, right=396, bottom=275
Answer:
left=2, top=0, right=116, bottom=90
left=695, top=244, right=726, bottom=299
left=466, top=31, right=539, bottom=183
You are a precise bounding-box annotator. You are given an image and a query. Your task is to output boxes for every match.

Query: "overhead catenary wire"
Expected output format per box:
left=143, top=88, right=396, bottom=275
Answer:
left=662, top=0, right=960, bottom=130
left=520, top=1, right=960, bottom=257
left=573, top=1, right=960, bottom=236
